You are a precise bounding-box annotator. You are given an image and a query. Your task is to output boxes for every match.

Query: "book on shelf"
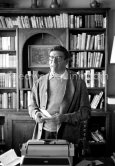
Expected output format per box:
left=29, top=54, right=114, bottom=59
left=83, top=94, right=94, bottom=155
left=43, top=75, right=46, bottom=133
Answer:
left=85, top=70, right=91, bottom=87
left=0, top=92, right=16, bottom=109
left=86, top=34, right=91, bottom=50
left=19, top=90, right=31, bottom=109
left=27, top=91, right=32, bottom=107
left=75, top=69, right=105, bottom=88
left=20, top=90, right=24, bottom=109
left=24, top=74, right=29, bottom=89
left=27, top=71, right=33, bottom=89
left=107, top=97, right=115, bottom=105
left=24, top=92, right=27, bottom=109
left=91, top=91, right=103, bottom=109
left=0, top=13, right=106, bottom=29
left=81, top=33, right=86, bottom=50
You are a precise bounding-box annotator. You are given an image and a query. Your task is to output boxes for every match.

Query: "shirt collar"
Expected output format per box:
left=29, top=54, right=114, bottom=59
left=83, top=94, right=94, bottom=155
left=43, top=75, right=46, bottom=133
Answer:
left=49, top=70, right=68, bottom=80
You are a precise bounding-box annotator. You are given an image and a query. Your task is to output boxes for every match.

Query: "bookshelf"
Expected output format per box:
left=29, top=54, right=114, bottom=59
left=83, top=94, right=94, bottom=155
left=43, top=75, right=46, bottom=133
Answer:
left=67, top=8, right=110, bottom=157
left=0, top=28, right=18, bottom=111
left=0, top=8, right=110, bottom=156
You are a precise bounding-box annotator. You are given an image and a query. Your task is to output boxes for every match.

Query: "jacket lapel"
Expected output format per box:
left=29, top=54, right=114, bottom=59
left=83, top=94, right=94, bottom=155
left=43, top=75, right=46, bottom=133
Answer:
left=59, top=71, right=77, bottom=114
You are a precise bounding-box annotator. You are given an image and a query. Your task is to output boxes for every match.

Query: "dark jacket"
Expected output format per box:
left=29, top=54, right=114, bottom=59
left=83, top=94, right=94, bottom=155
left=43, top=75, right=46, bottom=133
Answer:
left=28, top=70, right=91, bottom=144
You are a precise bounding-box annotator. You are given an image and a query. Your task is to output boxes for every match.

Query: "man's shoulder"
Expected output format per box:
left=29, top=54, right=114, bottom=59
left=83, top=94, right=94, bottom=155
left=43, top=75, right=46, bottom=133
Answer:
left=34, top=73, right=49, bottom=85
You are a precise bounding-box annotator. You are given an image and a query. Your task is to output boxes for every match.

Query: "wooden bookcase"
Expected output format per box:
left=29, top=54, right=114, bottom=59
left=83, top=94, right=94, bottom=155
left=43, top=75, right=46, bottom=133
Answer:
left=0, top=8, right=110, bottom=157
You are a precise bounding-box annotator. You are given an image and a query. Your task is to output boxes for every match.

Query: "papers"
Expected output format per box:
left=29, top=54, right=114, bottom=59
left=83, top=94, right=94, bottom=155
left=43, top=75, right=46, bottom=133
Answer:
left=75, top=159, right=103, bottom=166
left=0, top=149, right=22, bottom=166
left=40, top=108, right=52, bottom=118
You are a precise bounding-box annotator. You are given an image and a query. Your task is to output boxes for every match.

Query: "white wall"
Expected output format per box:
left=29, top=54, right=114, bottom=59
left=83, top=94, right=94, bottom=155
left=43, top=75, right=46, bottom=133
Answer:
left=0, top=0, right=115, bottom=9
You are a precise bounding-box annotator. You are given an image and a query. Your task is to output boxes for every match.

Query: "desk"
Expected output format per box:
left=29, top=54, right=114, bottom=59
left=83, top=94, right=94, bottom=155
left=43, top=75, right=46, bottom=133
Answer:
left=74, top=157, right=115, bottom=166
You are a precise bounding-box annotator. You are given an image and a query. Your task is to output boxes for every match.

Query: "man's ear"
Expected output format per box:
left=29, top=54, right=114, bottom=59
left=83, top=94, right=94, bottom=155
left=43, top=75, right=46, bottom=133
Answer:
left=65, top=59, right=69, bottom=65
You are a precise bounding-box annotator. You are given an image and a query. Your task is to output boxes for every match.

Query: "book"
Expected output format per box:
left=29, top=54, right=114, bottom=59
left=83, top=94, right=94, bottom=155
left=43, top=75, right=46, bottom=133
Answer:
left=27, top=91, right=32, bottom=107
left=0, top=149, right=21, bottom=166
left=91, top=91, right=103, bottom=109
left=20, top=90, right=24, bottom=109
left=28, top=71, right=33, bottom=89
left=86, top=34, right=91, bottom=50
left=107, top=97, right=115, bottom=105
left=90, top=69, right=94, bottom=87
left=85, top=70, right=91, bottom=87
left=81, top=33, right=86, bottom=50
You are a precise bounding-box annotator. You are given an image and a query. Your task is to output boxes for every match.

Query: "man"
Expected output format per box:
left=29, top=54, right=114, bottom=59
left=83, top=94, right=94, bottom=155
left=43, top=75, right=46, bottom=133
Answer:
left=28, top=45, right=91, bottom=144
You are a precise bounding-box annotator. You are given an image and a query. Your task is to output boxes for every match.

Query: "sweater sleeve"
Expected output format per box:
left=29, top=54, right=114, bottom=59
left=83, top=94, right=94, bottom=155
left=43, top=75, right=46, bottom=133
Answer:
left=28, top=81, right=40, bottom=119
left=61, top=79, right=91, bottom=125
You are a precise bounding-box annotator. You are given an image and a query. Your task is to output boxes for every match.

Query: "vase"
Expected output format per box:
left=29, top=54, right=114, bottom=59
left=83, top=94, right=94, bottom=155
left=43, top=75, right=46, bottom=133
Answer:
left=31, top=0, right=37, bottom=8
left=90, top=0, right=98, bottom=8
left=50, top=0, right=60, bottom=8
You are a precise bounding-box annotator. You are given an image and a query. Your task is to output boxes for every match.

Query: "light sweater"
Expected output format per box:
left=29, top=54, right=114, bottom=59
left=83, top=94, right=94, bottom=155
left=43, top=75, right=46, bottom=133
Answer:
left=43, top=77, right=67, bottom=132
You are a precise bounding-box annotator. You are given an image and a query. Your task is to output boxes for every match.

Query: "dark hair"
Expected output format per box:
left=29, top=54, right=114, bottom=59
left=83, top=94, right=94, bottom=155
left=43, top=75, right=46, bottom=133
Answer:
left=50, top=45, right=70, bottom=60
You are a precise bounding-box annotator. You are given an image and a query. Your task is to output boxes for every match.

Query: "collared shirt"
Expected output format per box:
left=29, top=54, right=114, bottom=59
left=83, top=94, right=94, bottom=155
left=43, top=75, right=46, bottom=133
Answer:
left=49, top=69, right=68, bottom=80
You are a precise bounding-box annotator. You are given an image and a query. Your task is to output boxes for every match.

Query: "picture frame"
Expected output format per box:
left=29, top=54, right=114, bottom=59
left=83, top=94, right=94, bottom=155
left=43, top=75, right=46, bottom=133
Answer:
left=28, top=45, right=55, bottom=67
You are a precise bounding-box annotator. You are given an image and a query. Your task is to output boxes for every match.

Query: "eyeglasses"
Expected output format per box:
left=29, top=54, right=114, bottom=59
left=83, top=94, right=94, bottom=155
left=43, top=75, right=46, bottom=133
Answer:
left=49, top=56, right=65, bottom=62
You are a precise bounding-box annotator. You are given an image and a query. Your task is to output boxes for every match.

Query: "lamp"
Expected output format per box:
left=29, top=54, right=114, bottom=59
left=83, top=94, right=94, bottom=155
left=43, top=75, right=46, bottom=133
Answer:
left=110, top=36, right=115, bottom=63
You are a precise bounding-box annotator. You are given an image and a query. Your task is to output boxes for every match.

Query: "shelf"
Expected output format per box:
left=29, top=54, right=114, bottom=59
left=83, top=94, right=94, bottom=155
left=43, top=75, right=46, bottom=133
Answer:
left=70, top=67, right=105, bottom=70
left=0, top=87, right=16, bottom=90
left=69, top=28, right=106, bottom=31
left=0, top=7, right=110, bottom=157
left=0, top=50, right=16, bottom=53
left=89, top=141, right=106, bottom=145
left=91, top=111, right=109, bottom=116
left=0, top=8, right=110, bottom=15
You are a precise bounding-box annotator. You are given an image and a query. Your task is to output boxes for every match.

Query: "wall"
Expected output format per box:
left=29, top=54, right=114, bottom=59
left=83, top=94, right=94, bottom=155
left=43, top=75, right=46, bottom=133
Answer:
left=1, top=0, right=115, bottom=9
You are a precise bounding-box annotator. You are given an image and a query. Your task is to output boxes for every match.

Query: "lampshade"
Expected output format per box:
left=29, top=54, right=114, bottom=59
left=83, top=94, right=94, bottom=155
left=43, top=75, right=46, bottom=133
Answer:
left=110, top=36, right=115, bottom=63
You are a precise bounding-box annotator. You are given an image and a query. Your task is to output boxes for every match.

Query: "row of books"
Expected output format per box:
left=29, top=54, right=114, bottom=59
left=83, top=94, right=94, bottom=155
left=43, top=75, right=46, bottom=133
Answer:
left=19, top=69, right=105, bottom=89
left=0, top=72, right=16, bottom=88
left=70, top=33, right=105, bottom=50
left=0, top=92, right=17, bottom=109
left=69, top=14, right=106, bottom=29
left=0, top=54, right=16, bottom=68
left=0, top=14, right=68, bottom=29
left=19, top=71, right=42, bottom=89
left=20, top=90, right=31, bottom=109
left=0, top=36, right=16, bottom=50
left=89, top=91, right=104, bottom=109
left=0, top=14, right=106, bottom=29
left=77, top=69, right=106, bottom=88
left=70, top=51, right=103, bottom=68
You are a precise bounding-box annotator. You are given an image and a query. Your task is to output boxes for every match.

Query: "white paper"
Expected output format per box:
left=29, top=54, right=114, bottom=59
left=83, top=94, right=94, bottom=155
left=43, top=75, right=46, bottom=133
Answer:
left=40, top=108, right=52, bottom=118
left=75, top=159, right=104, bottom=166
left=0, top=149, right=21, bottom=166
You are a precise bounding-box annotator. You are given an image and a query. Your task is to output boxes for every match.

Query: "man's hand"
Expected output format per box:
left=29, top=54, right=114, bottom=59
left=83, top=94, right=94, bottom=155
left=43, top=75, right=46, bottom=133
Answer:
left=35, top=112, right=45, bottom=123
left=42, top=113, right=67, bottom=124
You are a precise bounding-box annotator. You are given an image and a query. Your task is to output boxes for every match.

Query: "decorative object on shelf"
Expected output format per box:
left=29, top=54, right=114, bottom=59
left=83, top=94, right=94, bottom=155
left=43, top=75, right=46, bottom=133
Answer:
left=31, top=0, right=41, bottom=8
left=90, top=0, right=102, bottom=8
left=50, top=0, right=60, bottom=8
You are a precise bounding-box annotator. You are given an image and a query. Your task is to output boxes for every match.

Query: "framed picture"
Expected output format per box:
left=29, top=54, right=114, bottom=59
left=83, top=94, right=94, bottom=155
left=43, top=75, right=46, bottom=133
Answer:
left=28, top=45, right=54, bottom=67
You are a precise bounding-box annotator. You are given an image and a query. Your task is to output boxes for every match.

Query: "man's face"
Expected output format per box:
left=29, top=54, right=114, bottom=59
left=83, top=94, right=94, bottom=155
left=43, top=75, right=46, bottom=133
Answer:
left=49, top=51, right=68, bottom=74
